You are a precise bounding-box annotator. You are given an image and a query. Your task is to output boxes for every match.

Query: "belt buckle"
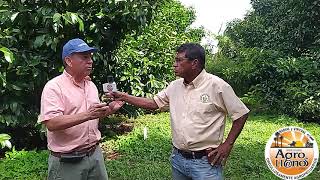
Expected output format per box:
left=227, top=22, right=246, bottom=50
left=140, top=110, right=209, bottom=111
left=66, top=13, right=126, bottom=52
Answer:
left=192, top=152, right=196, bottom=159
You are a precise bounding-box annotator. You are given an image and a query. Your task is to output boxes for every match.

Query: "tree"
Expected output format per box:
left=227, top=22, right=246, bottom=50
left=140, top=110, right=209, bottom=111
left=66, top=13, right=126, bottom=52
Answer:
left=110, top=0, right=205, bottom=115
left=226, top=0, right=320, bottom=57
left=211, top=0, right=320, bottom=122
left=0, top=0, right=205, bottom=148
left=0, top=0, right=165, bottom=149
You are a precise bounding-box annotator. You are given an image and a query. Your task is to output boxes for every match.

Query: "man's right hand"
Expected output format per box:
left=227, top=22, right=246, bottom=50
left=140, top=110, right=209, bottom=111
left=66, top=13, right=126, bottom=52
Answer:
left=106, top=91, right=128, bottom=101
left=106, top=91, right=159, bottom=110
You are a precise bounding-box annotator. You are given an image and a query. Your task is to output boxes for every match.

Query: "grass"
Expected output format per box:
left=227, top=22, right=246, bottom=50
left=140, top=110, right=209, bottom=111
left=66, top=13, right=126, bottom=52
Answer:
left=105, top=112, right=320, bottom=180
left=0, top=112, right=319, bottom=180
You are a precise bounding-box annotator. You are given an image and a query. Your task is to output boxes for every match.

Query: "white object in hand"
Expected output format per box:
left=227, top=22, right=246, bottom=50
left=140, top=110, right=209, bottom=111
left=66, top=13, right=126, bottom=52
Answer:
left=103, top=75, right=117, bottom=92
left=103, top=82, right=117, bottom=92
left=144, top=127, right=148, bottom=140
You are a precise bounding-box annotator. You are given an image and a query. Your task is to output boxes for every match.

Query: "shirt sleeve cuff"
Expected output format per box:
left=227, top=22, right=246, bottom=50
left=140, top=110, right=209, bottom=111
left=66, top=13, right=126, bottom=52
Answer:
left=38, top=113, right=63, bottom=123
left=231, top=108, right=250, bottom=121
left=153, top=96, right=169, bottom=111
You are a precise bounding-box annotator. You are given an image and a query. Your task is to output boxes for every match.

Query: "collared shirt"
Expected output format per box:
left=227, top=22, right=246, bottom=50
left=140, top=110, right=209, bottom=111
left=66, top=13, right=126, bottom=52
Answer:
left=154, top=70, right=250, bottom=151
left=40, top=70, right=101, bottom=153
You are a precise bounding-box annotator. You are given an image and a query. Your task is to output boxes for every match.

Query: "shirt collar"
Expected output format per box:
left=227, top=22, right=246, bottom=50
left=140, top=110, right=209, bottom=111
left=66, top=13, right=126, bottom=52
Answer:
left=183, top=69, right=207, bottom=88
left=63, top=70, right=87, bottom=88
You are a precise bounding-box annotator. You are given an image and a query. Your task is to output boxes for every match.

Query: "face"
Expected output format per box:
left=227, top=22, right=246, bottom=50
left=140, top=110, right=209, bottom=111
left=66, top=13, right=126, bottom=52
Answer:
left=173, top=52, right=196, bottom=78
left=65, top=51, right=93, bottom=78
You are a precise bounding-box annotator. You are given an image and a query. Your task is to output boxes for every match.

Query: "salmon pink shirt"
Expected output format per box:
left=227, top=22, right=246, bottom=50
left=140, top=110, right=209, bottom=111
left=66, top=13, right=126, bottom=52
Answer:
left=40, top=70, right=101, bottom=153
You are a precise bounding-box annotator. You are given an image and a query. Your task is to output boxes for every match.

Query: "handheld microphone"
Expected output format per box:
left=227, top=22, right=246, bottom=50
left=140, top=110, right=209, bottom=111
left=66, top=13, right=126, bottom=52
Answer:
left=103, top=75, right=117, bottom=92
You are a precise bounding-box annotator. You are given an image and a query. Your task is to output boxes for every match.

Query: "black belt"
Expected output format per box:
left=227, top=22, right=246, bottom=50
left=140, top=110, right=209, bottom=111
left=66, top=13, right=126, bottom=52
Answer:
left=50, top=143, right=98, bottom=158
left=174, top=146, right=210, bottom=159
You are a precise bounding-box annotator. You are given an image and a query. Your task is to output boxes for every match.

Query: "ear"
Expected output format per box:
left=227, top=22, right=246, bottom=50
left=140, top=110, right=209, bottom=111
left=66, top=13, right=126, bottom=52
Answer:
left=65, top=56, right=72, bottom=67
left=192, top=59, right=199, bottom=69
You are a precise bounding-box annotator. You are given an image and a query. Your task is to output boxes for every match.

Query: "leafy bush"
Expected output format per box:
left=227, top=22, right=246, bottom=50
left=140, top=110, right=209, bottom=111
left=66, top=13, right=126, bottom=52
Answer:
left=0, top=0, right=165, bottom=148
left=106, top=0, right=204, bottom=116
left=209, top=0, right=320, bottom=123
left=0, top=149, right=48, bottom=180
left=252, top=57, right=320, bottom=122
left=226, top=0, right=320, bottom=57
left=112, top=1, right=204, bottom=97
left=207, top=35, right=283, bottom=96
left=0, top=133, right=11, bottom=149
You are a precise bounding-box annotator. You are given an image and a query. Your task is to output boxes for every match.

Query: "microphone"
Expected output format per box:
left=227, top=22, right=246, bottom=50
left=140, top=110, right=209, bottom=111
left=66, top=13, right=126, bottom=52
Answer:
left=103, top=75, right=117, bottom=93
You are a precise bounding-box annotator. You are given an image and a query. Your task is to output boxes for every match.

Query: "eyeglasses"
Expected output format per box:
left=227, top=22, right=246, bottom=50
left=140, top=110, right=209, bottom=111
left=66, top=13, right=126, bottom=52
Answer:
left=174, top=57, right=198, bottom=63
left=175, top=57, right=190, bottom=62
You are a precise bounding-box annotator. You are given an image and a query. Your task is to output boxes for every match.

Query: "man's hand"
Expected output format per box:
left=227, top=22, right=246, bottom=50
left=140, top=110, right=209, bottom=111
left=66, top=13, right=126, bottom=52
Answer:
left=87, top=103, right=110, bottom=119
left=106, top=91, right=159, bottom=110
left=207, top=142, right=233, bottom=166
left=106, top=91, right=127, bottom=101
left=108, top=100, right=125, bottom=113
left=207, top=113, right=248, bottom=166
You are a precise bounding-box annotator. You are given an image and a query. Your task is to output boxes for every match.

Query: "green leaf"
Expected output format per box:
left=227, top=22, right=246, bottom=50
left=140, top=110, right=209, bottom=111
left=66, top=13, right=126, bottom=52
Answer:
left=120, top=76, right=127, bottom=81
left=70, top=13, right=78, bottom=24
left=62, top=13, right=72, bottom=24
left=34, top=35, right=46, bottom=48
left=90, top=23, right=96, bottom=31
left=11, top=84, right=22, bottom=91
left=78, top=20, right=84, bottom=31
left=59, top=66, right=64, bottom=72
left=29, top=59, right=40, bottom=66
left=64, top=0, right=69, bottom=6
left=10, top=12, right=19, bottom=22
left=70, top=13, right=84, bottom=31
left=52, top=13, right=61, bottom=23
left=0, top=47, right=15, bottom=63
left=0, top=134, right=11, bottom=149
left=0, top=72, right=6, bottom=87
left=10, top=102, right=18, bottom=112
left=0, top=134, right=11, bottom=142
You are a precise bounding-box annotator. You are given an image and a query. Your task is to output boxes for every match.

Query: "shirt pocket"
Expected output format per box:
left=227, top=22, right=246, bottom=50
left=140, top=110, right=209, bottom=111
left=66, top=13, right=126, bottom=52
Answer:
left=63, top=94, right=84, bottom=114
left=87, top=91, right=100, bottom=107
left=196, top=101, right=215, bottom=113
left=190, top=101, right=218, bottom=124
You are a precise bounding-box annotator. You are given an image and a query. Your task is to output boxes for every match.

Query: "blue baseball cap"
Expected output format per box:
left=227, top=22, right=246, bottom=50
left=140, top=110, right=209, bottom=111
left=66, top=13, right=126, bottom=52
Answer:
left=62, top=38, right=98, bottom=60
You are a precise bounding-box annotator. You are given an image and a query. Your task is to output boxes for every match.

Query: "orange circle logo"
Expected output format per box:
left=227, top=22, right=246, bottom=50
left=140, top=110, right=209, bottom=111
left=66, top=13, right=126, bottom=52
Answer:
left=265, top=127, right=318, bottom=179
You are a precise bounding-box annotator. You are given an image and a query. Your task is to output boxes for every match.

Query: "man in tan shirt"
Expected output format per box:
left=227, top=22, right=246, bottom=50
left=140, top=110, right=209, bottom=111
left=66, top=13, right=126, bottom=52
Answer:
left=111, top=43, right=249, bottom=179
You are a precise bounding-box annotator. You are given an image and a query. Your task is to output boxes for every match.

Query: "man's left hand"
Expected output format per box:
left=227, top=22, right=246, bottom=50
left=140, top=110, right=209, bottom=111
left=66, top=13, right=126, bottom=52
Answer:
left=207, top=142, right=233, bottom=166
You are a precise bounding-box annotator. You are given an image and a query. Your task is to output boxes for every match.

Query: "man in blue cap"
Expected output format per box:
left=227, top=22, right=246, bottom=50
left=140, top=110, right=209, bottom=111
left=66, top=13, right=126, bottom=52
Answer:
left=40, top=38, right=123, bottom=180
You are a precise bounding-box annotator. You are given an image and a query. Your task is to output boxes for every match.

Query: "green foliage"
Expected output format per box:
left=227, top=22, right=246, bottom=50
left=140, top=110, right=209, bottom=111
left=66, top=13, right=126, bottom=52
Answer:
left=112, top=1, right=204, bottom=99
left=210, top=0, right=320, bottom=122
left=252, top=57, right=320, bottom=122
left=0, top=0, right=165, bottom=146
left=0, top=149, right=48, bottom=180
left=0, top=0, right=204, bottom=143
left=208, top=35, right=283, bottom=96
left=106, top=0, right=204, bottom=116
left=0, top=133, right=11, bottom=149
left=227, top=0, right=320, bottom=57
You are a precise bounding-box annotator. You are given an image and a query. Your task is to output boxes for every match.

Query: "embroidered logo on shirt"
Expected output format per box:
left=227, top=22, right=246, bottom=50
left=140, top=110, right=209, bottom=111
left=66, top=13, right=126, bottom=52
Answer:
left=200, top=94, right=210, bottom=103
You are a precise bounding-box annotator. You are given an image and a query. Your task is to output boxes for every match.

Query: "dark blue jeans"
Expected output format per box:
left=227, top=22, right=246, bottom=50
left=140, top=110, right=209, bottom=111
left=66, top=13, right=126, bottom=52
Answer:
left=171, top=148, right=223, bottom=180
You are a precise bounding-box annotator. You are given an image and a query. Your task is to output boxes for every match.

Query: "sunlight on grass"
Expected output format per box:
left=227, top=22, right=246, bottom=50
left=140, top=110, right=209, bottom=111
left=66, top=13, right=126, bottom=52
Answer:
left=105, top=113, right=320, bottom=180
